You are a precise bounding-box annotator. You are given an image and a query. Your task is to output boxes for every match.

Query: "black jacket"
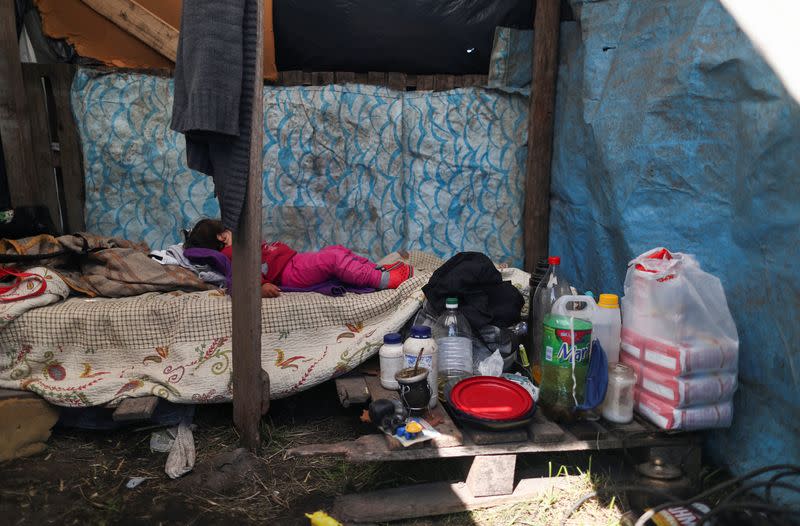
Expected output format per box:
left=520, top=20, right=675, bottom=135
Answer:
left=422, top=252, right=524, bottom=330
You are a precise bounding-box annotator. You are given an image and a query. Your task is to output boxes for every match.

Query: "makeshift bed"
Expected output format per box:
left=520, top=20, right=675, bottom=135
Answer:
left=0, top=251, right=529, bottom=408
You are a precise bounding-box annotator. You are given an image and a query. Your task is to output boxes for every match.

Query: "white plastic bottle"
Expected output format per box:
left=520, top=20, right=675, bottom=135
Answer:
left=434, top=297, right=473, bottom=380
left=594, top=294, right=622, bottom=363
left=379, top=332, right=405, bottom=390
left=403, top=325, right=438, bottom=408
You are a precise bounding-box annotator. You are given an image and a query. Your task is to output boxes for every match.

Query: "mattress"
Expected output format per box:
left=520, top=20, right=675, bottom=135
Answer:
left=0, top=252, right=449, bottom=407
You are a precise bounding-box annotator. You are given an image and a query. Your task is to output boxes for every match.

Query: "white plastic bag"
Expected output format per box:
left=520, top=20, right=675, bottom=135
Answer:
left=621, top=248, right=739, bottom=374
left=477, top=350, right=504, bottom=376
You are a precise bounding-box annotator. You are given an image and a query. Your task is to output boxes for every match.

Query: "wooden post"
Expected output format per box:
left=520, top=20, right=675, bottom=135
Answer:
left=78, top=0, right=179, bottom=62
left=0, top=0, right=39, bottom=210
left=232, top=0, right=265, bottom=451
left=523, top=0, right=561, bottom=272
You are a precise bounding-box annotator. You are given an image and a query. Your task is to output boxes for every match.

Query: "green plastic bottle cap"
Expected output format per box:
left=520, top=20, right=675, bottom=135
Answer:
left=445, top=297, right=459, bottom=308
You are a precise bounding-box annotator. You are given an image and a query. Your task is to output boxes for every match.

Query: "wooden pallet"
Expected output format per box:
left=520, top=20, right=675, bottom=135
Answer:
left=300, top=365, right=701, bottom=523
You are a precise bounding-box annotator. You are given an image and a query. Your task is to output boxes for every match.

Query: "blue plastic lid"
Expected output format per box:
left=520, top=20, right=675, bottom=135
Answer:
left=410, top=325, right=432, bottom=338
left=383, top=332, right=402, bottom=344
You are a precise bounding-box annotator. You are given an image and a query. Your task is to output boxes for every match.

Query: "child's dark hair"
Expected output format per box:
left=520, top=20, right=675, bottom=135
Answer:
left=184, top=219, right=226, bottom=250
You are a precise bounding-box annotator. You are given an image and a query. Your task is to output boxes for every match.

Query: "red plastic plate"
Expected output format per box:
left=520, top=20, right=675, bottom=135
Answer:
left=448, top=376, right=533, bottom=421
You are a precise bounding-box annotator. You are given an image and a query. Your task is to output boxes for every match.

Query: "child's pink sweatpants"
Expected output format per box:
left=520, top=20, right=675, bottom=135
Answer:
left=280, top=245, right=382, bottom=289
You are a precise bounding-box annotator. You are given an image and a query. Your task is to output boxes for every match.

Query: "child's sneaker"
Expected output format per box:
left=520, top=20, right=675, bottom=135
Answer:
left=380, top=262, right=414, bottom=289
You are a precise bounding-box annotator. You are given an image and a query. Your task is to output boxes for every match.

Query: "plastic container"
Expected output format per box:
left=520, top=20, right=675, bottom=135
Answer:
left=634, top=388, right=733, bottom=430
left=602, top=363, right=636, bottom=423
left=379, top=332, right=405, bottom=390
left=530, top=256, right=572, bottom=384
left=434, top=297, right=473, bottom=379
left=621, top=326, right=738, bottom=376
left=538, top=313, right=592, bottom=422
left=621, top=353, right=738, bottom=408
left=403, top=325, right=438, bottom=408
left=551, top=293, right=621, bottom=364
left=595, top=294, right=622, bottom=363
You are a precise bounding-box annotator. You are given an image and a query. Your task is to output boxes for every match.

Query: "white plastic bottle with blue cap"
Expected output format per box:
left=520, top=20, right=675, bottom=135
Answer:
left=403, top=325, right=438, bottom=408
left=379, top=332, right=405, bottom=390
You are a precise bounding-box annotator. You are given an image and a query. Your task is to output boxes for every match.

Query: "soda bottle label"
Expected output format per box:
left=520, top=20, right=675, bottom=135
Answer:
left=543, top=326, right=591, bottom=368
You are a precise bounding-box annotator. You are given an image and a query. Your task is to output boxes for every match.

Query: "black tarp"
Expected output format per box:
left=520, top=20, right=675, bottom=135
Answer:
left=274, top=0, right=533, bottom=74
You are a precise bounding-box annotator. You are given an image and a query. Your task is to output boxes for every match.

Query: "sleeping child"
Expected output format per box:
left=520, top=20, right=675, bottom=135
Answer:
left=184, top=219, right=413, bottom=298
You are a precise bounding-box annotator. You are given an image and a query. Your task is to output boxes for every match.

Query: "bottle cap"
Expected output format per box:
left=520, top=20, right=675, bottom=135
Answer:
left=383, top=332, right=402, bottom=344
left=548, top=256, right=561, bottom=265
left=445, top=297, right=459, bottom=308
left=598, top=293, right=619, bottom=308
left=410, top=325, right=432, bottom=338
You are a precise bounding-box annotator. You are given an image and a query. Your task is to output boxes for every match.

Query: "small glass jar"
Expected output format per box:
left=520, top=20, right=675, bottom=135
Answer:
left=602, top=363, right=636, bottom=424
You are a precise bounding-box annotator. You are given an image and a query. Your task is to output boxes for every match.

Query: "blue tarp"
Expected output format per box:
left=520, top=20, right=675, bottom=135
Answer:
left=551, top=0, right=800, bottom=480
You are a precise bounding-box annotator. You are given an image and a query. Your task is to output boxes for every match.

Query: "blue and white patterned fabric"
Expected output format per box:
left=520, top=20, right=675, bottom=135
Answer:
left=71, top=69, right=528, bottom=266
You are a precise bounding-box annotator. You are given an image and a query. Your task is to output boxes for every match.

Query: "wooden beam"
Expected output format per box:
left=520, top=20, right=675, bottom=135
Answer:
left=333, top=476, right=576, bottom=523
left=112, top=396, right=159, bottom=422
left=523, top=0, right=561, bottom=272
left=232, top=0, right=265, bottom=452
left=0, top=0, right=39, bottom=210
left=20, top=65, right=61, bottom=231
left=48, top=64, right=86, bottom=233
left=79, top=0, right=178, bottom=62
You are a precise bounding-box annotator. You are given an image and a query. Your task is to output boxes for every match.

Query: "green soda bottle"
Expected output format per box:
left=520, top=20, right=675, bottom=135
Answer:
left=538, top=313, right=592, bottom=422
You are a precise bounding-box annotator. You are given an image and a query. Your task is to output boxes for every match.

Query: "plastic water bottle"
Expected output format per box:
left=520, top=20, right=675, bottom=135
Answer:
left=531, top=256, right=572, bottom=384
left=434, top=297, right=473, bottom=381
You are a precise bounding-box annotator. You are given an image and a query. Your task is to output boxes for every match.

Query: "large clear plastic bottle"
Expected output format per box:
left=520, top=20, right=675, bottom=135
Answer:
left=531, top=256, right=572, bottom=384
left=434, top=297, right=473, bottom=382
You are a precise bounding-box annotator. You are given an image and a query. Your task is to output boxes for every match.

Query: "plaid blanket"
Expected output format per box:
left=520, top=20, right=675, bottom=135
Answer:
left=0, top=251, right=531, bottom=407
left=0, top=234, right=212, bottom=297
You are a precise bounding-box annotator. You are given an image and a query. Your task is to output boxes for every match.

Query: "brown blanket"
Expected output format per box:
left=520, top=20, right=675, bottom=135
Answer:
left=0, top=233, right=213, bottom=297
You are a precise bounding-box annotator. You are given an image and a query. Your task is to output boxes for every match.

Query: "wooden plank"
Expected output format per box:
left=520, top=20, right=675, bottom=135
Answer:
left=232, top=0, right=265, bottom=452
left=463, top=74, right=487, bottom=87
left=112, top=396, right=159, bottom=422
left=333, top=475, right=576, bottom=523
left=301, top=71, right=312, bottom=86
left=335, top=375, right=370, bottom=407
left=334, top=71, right=355, bottom=84
left=367, top=71, right=386, bottom=86
left=79, top=0, right=178, bottom=62
left=363, top=372, right=398, bottom=401
left=417, top=75, right=435, bottom=91
left=523, top=0, right=561, bottom=271
left=563, top=419, right=609, bottom=442
left=528, top=412, right=567, bottom=443
left=387, top=72, right=407, bottom=91
left=20, top=65, right=61, bottom=231
left=465, top=426, right=529, bottom=446
left=288, top=427, right=691, bottom=462
left=280, top=70, right=303, bottom=86
left=363, top=374, right=462, bottom=448
left=405, top=74, right=417, bottom=89
left=354, top=72, right=369, bottom=84
left=434, top=74, right=456, bottom=91
left=48, top=64, right=86, bottom=232
left=0, top=0, right=39, bottom=210
left=466, top=454, right=517, bottom=497
left=311, top=71, right=334, bottom=86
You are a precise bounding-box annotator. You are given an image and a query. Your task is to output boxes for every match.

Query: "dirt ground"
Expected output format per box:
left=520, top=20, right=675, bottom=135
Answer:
left=1, top=382, right=642, bottom=525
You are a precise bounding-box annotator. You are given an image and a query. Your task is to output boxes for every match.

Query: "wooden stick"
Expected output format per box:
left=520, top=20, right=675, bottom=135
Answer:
left=232, top=0, right=265, bottom=452
left=0, top=0, right=39, bottom=210
left=523, top=0, right=561, bottom=272
left=78, top=0, right=179, bottom=62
